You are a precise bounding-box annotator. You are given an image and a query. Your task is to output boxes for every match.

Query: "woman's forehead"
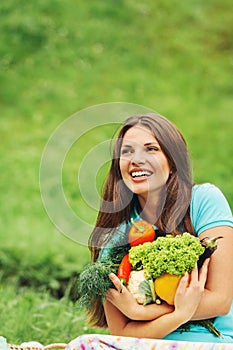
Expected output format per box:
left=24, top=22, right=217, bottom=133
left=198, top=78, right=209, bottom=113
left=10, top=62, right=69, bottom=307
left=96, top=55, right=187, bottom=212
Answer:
left=122, top=125, right=158, bottom=143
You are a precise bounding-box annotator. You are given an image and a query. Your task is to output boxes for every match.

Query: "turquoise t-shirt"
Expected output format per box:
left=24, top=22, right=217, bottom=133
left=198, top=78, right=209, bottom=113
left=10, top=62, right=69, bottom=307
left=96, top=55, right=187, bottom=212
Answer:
left=99, top=183, right=233, bottom=343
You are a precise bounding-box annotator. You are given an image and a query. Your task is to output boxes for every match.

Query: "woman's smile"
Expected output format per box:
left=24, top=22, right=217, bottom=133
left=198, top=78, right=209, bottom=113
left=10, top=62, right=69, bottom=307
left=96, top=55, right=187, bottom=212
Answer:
left=130, top=167, right=153, bottom=181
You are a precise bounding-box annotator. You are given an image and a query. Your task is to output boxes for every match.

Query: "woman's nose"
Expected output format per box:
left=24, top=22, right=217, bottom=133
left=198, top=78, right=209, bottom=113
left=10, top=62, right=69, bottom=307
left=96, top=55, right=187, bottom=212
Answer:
left=131, top=150, right=145, bottom=165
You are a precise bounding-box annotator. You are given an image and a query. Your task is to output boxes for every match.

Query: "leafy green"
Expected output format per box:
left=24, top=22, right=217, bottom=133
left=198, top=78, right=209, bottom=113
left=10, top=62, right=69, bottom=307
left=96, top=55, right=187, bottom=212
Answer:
left=78, top=244, right=130, bottom=311
left=138, top=279, right=156, bottom=305
left=129, top=233, right=205, bottom=278
left=78, top=261, right=114, bottom=310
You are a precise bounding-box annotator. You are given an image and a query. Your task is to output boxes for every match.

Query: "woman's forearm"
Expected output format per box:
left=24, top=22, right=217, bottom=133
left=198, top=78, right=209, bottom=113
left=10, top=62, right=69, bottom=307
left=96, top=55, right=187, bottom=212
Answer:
left=191, top=288, right=232, bottom=320
left=105, top=300, right=189, bottom=339
left=122, top=311, right=187, bottom=339
left=132, top=302, right=174, bottom=321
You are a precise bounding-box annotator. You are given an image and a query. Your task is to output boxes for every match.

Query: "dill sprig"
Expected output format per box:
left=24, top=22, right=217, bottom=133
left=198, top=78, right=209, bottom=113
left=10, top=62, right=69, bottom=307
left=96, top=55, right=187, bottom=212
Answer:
left=78, top=261, right=114, bottom=310
left=77, top=244, right=130, bottom=311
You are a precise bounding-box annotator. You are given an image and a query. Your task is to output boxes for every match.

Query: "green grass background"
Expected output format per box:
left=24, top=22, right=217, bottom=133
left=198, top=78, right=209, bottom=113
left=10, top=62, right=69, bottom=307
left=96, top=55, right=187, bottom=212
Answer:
left=0, top=0, right=232, bottom=344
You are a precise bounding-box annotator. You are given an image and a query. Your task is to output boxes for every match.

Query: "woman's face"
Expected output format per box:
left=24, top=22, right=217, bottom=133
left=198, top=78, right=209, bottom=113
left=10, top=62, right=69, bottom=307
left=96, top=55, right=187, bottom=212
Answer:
left=119, top=125, right=171, bottom=200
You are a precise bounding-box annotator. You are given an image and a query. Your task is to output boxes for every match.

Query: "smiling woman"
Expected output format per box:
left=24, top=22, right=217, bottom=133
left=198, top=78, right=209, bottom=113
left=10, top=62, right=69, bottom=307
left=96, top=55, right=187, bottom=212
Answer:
left=84, top=113, right=233, bottom=344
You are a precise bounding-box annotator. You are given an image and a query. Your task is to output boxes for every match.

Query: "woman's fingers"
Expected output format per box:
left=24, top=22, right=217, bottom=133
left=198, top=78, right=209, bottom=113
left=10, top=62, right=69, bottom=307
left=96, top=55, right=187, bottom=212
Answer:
left=175, top=260, right=210, bottom=311
left=108, top=273, right=124, bottom=293
left=176, top=272, right=189, bottom=294
left=108, top=273, right=125, bottom=294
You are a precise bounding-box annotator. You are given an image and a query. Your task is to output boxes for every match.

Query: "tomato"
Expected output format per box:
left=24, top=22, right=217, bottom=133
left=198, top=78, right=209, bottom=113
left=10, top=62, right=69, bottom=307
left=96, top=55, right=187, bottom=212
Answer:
left=128, top=219, right=155, bottom=246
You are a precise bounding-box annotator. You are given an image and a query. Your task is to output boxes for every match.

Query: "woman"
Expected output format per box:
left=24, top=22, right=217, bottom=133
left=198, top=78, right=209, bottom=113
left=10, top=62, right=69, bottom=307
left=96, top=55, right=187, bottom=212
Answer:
left=87, top=113, right=233, bottom=343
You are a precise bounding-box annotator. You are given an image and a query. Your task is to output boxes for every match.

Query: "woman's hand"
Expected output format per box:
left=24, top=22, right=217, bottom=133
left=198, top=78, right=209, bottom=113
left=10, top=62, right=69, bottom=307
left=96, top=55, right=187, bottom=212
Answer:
left=174, top=259, right=209, bottom=322
left=106, top=273, right=173, bottom=321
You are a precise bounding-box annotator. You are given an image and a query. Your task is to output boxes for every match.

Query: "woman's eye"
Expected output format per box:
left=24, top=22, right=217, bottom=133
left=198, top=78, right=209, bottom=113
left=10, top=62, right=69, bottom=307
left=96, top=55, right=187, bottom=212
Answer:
left=147, top=146, right=159, bottom=152
left=121, top=148, right=133, bottom=155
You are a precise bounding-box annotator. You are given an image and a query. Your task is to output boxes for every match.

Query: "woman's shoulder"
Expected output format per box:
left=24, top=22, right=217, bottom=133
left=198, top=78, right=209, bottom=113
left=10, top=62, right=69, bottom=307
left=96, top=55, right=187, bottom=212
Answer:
left=191, top=183, right=233, bottom=235
left=192, top=183, right=231, bottom=204
left=192, top=182, right=223, bottom=195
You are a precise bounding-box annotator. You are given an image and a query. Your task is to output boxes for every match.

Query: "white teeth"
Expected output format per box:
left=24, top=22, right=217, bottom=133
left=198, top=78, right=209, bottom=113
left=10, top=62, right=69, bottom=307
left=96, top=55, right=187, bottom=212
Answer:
left=131, top=171, right=152, bottom=178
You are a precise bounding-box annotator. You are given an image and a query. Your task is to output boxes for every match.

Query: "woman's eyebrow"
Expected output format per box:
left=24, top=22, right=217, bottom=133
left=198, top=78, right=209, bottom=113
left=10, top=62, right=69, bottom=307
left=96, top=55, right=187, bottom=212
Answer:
left=144, top=142, right=160, bottom=147
left=121, top=143, right=133, bottom=148
left=121, top=142, right=160, bottom=148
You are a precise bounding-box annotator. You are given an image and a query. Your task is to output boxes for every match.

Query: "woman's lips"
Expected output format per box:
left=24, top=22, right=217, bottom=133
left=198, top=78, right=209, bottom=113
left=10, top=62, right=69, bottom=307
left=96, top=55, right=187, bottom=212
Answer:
left=130, top=170, right=153, bottom=182
left=130, top=170, right=153, bottom=178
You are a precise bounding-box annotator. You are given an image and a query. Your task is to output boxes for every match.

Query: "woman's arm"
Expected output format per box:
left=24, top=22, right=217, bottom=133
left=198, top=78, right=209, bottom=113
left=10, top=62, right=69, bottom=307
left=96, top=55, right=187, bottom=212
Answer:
left=104, top=299, right=184, bottom=339
left=106, top=273, right=174, bottom=321
left=104, top=262, right=208, bottom=338
left=191, top=226, right=233, bottom=320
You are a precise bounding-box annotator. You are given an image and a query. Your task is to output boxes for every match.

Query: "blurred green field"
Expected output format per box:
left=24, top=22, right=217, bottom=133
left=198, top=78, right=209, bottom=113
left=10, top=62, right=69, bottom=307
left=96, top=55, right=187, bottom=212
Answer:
left=0, top=0, right=232, bottom=344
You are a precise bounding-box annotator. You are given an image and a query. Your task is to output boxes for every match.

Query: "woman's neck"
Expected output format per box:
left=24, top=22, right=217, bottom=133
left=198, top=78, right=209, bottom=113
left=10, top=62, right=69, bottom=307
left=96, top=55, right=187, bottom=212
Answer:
left=138, top=192, right=166, bottom=225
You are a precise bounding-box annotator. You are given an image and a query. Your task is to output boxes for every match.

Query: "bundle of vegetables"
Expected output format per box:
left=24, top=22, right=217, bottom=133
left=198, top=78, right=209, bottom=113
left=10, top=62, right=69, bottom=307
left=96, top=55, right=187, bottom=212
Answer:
left=78, top=219, right=222, bottom=337
left=128, top=232, right=205, bottom=305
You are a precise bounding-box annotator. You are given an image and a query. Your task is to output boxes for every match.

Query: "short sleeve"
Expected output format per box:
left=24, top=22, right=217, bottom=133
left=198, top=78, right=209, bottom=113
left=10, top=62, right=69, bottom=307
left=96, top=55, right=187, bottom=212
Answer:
left=191, top=183, right=233, bottom=236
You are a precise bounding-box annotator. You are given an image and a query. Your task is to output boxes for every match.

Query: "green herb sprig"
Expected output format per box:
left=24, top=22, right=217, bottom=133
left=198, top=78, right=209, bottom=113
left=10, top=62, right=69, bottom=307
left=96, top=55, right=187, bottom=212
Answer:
left=78, top=244, right=130, bottom=311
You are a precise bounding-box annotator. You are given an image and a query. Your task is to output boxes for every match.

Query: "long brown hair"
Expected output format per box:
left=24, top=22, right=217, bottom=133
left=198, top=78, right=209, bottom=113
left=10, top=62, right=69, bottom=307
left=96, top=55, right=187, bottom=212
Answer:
left=87, top=113, right=194, bottom=327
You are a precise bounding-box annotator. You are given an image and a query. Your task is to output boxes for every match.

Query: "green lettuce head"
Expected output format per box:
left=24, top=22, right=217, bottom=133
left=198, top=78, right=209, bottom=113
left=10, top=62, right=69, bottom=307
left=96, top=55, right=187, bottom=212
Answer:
left=129, top=232, right=205, bottom=278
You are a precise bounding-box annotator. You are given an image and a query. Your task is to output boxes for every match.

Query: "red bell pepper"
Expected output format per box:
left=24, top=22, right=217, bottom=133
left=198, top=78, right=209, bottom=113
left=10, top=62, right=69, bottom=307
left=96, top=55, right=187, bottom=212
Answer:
left=128, top=218, right=155, bottom=246
left=117, top=253, right=131, bottom=285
